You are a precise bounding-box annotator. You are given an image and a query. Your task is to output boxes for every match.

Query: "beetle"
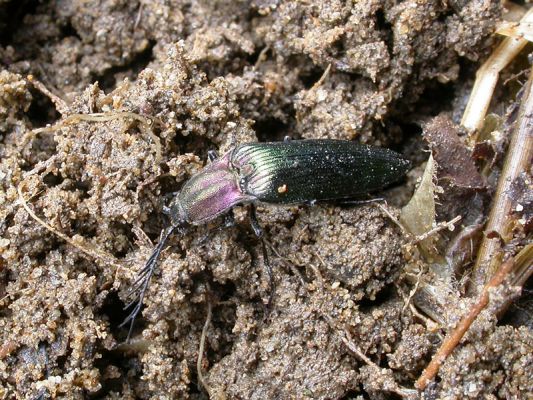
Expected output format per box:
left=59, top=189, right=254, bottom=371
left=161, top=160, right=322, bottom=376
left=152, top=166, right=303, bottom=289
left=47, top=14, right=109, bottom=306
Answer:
left=120, top=139, right=410, bottom=340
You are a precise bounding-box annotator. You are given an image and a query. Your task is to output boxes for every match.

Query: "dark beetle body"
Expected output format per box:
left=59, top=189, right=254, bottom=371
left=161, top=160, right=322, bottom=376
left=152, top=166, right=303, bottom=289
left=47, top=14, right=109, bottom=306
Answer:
left=170, top=139, right=410, bottom=226
left=123, top=139, right=410, bottom=340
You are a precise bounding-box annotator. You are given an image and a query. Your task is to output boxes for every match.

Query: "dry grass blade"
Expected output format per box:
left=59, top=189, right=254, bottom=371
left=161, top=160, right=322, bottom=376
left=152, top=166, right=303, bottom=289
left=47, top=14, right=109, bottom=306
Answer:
left=461, top=7, right=533, bottom=132
left=197, top=295, right=213, bottom=398
left=496, top=20, right=533, bottom=42
left=471, top=66, right=533, bottom=291
left=27, top=75, right=68, bottom=115
left=17, top=183, right=121, bottom=269
left=19, top=111, right=162, bottom=163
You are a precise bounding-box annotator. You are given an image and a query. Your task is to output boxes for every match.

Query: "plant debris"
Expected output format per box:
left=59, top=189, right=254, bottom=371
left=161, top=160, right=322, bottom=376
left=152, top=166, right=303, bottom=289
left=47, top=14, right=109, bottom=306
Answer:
left=0, top=1, right=531, bottom=399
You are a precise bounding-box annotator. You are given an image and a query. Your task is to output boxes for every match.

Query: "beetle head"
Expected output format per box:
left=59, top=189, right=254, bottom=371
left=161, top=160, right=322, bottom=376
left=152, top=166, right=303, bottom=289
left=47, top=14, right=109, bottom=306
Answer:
left=168, top=196, right=188, bottom=227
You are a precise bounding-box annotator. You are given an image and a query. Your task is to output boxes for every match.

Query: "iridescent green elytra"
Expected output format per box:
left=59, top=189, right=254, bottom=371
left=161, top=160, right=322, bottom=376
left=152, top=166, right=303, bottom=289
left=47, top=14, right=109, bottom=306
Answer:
left=123, top=139, right=410, bottom=341
left=170, top=139, right=410, bottom=225
left=231, top=139, right=410, bottom=204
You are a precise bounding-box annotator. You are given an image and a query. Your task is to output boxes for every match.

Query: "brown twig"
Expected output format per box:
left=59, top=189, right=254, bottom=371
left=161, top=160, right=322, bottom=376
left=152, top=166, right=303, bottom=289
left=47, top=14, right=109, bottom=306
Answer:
left=471, top=66, right=533, bottom=291
left=415, top=254, right=517, bottom=390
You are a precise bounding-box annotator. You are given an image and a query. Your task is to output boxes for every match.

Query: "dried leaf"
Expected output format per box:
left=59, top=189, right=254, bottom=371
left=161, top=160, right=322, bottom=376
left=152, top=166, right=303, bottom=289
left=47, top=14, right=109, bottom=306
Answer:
left=400, top=154, right=437, bottom=256
left=424, top=115, right=484, bottom=190
left=424, top=115, right=488, bottom=225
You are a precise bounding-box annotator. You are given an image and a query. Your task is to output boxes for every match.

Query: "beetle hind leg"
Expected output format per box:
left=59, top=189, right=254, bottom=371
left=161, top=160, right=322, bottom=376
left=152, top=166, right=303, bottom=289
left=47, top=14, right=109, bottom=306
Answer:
left=250, top=205, right=275, bottom=314
left=339, top=197, right=385, bottom=206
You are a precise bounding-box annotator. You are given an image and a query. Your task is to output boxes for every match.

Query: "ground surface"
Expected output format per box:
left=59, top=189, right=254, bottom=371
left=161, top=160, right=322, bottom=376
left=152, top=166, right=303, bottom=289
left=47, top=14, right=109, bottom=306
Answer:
left=0, top=1, right=531, bottom=399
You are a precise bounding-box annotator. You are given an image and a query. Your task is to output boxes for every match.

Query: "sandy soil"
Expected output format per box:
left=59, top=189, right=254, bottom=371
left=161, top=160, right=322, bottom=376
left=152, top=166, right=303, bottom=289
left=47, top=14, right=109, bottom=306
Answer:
left=0, top=1, right=531, bottom=399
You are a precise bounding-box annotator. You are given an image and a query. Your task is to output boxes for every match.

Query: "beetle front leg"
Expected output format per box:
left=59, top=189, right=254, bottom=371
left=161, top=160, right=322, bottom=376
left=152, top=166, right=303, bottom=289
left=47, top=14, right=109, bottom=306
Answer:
left=196, top=209, right=235, bottom=246
left=207, top=150, right=219, bottom=162
left=249, top=204, right=263, bottom=238
left=223, top=209, right=235, bottom=228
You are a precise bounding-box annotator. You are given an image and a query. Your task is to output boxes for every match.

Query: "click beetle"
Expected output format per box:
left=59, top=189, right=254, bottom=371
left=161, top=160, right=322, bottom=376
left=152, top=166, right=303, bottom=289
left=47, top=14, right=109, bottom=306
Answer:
left=120, top=139, right=410, bottom=340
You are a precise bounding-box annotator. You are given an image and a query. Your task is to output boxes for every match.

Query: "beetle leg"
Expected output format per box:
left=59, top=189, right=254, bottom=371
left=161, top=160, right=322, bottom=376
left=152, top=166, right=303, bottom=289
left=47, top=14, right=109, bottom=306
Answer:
left=196, top=210, right=235, bottom=246
left=229, top=131, right=237, bottom=148
left=249, top=204, right=263, bottom=238
left=164, top=191, right=180, bottom=204
left=260, top=237, right=274, bottom=314
left=207, top=150, right=219, bottom=162
left=223, top=209, right=235, bottom=228
left=339, top=197, right=385, bottom=206
left=250, top=205, right=275, bottom=313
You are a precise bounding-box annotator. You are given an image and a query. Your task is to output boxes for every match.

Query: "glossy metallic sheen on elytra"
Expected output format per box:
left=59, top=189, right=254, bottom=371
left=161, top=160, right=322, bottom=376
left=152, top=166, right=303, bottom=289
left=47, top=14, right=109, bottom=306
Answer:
left=122, top=138, right=410, bottom=341
left=171, top=139, right=410, bottom=226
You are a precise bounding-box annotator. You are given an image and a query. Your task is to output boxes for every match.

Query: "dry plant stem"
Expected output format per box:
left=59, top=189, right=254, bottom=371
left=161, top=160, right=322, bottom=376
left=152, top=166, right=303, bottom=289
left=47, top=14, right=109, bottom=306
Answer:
left=311, top=63, right=331, bottom=90
left=20, top=112, right=162, bottom=163
left=471, top=67, right=533, bottom=290
left=197, top=295, right=213, bottom=398
left=509, top=243, right=533, bottom=287
left=0, top=287, right=32, bottom=305
left=17, top=184, right=121, bottom=269
left=298, top=63, right=332, bottom=108
left=412, top=215, right=461, bottom=245
left=461, top=7, right=533, bottom=132
left=341, top=331, right=417, bottom=399
left=496, top=243, right=533, bottom=318
left=401, top=268, right=424, bottom=313
left=307, top=265, right=414, bottom=398
left=253, top=46, right=270, bottom=69
left=266, top=241, right=307, bottom=286
left=376, top=203, right=408, bottom=235
left=134, top=3, right=143, bottom=30
left=0, top=341, right=18, bottom=360
left=415, top=255, right=516, bottom=391
left=496, top=20, right=533, bottom=42
left=27, top=75, right=69, bottom=115
left=502, top=1, right=528, bottom=22
left=380, top=203, right=461, bottom=247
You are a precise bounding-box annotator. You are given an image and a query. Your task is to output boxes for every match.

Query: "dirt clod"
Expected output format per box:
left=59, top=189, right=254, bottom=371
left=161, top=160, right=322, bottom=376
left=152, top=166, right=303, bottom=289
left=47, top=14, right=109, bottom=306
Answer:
left=1, top=1, right=530, bottom=399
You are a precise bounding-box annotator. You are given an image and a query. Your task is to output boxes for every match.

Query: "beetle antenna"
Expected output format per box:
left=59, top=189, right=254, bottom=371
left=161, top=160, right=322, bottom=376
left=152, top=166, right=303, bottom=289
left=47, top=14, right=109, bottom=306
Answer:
left=120, top=225, right=175, bottom=342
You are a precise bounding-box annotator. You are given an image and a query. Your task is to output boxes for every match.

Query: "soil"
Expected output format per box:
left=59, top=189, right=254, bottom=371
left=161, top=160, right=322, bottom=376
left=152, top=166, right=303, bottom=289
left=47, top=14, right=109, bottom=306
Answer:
left=0, top=1, right=531, bottom=399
